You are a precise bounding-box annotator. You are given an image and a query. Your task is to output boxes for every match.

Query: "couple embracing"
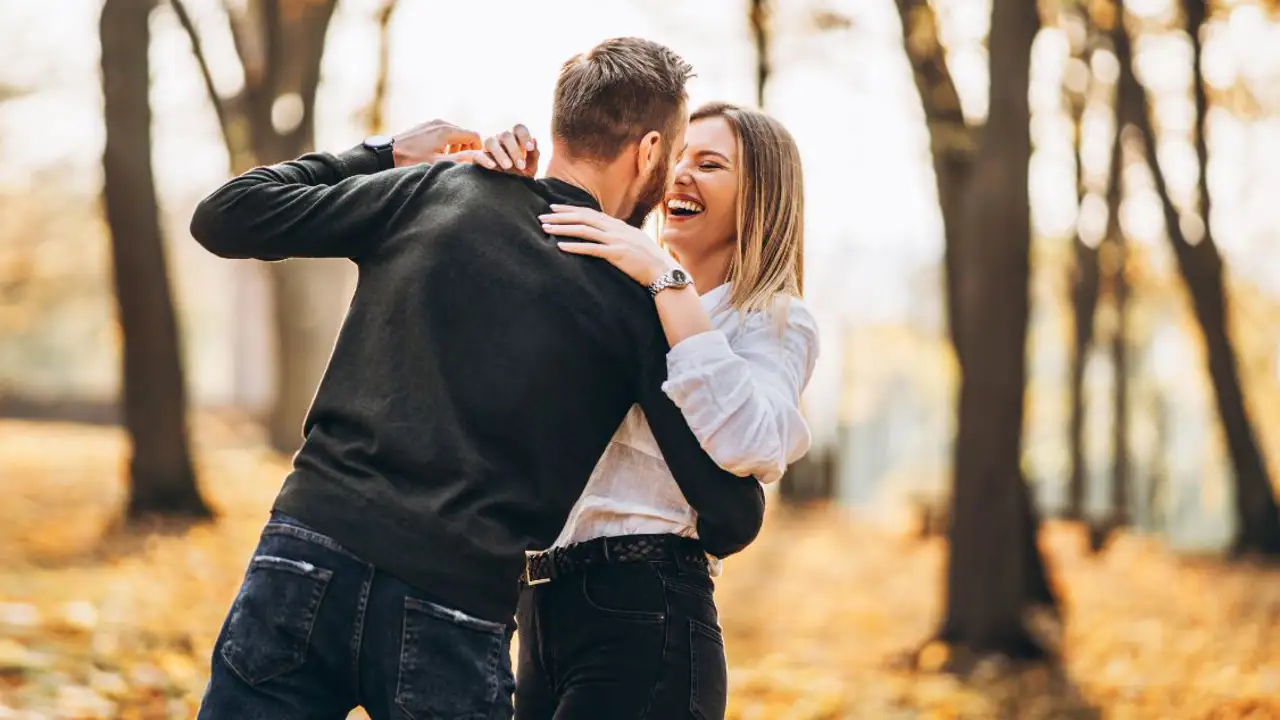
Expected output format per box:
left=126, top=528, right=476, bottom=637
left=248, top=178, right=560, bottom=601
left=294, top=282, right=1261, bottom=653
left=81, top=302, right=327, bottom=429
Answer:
left=190, top=36, right=818, bottom=720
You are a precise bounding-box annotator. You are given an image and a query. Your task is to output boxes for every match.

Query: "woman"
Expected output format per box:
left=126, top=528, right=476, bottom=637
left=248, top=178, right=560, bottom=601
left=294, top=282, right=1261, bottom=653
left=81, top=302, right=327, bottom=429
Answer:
left=486, top=103, right=817, bottom=720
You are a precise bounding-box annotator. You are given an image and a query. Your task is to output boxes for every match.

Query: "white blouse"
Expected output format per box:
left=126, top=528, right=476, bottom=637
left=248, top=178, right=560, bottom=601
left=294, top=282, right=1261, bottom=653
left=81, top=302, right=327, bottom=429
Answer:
left=551, top=283, right=821, bottom=570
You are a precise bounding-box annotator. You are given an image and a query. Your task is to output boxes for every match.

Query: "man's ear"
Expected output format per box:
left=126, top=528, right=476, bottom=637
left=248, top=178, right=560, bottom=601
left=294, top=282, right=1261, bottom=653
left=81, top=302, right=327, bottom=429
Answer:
left=636, top=130, right=663, bottom=177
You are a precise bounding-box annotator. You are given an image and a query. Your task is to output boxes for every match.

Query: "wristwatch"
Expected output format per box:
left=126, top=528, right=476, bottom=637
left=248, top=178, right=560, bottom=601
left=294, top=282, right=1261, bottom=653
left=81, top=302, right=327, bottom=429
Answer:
left=646, top=267, right=693, bottom=297
left=362, top=134, right=395, bottom=171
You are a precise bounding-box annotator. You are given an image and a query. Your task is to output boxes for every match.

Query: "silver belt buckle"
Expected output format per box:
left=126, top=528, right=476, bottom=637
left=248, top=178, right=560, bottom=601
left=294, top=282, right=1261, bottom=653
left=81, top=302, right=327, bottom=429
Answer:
left=524, top=549, right=551, bottom=586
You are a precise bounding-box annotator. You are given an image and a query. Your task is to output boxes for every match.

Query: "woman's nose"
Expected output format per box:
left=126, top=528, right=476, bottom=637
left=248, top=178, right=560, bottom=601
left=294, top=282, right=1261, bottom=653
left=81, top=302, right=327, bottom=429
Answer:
left=672, top=162, right=694, bottom=186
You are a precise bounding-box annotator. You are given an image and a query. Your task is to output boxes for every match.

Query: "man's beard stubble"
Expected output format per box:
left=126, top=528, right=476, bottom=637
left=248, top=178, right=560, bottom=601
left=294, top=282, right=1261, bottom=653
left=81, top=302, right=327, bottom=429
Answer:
left=624, top=153, right=671, bottom=229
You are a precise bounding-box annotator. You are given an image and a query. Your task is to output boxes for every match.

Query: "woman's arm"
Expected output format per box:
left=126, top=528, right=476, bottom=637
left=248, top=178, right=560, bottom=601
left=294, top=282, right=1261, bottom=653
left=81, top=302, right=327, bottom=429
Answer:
left=661, top=299, right=821, bottom=485
left=538, top=205, right=821, bottom=484
left=652, top=285, right=713, bottom=346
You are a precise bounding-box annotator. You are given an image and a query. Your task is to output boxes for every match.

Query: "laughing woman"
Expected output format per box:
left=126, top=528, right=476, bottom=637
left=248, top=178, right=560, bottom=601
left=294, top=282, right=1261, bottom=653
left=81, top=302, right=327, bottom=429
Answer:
left=491, top=102, right=818, bottom=720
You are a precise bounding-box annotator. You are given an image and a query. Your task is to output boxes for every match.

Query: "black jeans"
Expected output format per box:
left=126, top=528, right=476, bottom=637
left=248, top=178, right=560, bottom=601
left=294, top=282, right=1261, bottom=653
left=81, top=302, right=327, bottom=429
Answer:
left=197, top=512, right=516, bottom=720
left=514, top=545, right=728, bottom=719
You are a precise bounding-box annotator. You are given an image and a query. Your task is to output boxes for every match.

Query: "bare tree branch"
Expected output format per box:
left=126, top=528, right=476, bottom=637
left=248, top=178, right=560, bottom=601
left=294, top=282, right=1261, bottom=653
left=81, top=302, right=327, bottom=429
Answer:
left=167, top=0, right=232, bottom=134
left=224, top=0, right=264, bottom=88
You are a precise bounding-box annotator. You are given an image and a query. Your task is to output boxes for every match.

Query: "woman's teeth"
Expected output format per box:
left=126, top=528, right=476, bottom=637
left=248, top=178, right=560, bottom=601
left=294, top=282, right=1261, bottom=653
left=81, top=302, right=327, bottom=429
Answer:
left=666, top=199, right=704, bottom=216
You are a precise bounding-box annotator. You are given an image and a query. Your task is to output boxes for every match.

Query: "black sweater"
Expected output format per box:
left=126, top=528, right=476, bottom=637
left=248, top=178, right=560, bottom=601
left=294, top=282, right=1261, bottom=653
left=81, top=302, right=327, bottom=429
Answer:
left=189, top=145, right=766, bottom=624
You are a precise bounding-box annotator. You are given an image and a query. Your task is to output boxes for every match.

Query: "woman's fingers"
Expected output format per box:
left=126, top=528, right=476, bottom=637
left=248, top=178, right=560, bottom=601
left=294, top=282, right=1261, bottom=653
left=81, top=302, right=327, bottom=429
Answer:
left=513, top=124, right=536, bottom=152
left=537, top=211, right=581, bottom=226
left=556, top=241, right=618, bottom=259
left=498, top=131, right=526, bottom=171
left=540, top=207, right=611, bottom=232
left=541, top=222, right=610, bottom=244
left=483, top=135, right=515, bottom=170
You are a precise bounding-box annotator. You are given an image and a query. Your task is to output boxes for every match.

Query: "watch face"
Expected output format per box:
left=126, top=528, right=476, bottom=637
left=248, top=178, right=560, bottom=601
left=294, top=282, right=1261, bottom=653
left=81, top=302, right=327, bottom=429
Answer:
left=670, top=268, right=690, bottom=284
left=364, top=134, right=393, bottom=148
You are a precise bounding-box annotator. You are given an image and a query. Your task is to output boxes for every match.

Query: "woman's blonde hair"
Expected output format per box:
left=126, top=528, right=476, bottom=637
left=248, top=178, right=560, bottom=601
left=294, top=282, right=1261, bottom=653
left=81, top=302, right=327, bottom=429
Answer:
left=689, top=102, right=805, bottom=316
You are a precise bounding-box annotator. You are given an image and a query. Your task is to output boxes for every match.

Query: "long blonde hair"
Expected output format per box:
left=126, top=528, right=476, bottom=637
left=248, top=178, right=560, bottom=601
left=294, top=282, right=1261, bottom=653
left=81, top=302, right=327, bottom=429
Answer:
left=688, top=102, right=805, bottom=316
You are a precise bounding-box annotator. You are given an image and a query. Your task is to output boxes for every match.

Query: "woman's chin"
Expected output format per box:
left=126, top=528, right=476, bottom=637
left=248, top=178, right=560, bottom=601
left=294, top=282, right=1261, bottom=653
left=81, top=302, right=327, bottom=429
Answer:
left=660, top=218, right=698, bottom=243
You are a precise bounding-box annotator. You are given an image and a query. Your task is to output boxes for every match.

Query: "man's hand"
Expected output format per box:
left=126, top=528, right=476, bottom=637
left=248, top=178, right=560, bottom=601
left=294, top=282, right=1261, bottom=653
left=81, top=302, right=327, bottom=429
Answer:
left=391, top=119, right=488, bottom=168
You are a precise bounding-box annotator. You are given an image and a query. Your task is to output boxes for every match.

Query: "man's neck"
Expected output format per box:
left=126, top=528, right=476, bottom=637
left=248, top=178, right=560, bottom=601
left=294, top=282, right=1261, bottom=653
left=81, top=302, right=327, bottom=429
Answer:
left=544, top=153, right=630, bottom=219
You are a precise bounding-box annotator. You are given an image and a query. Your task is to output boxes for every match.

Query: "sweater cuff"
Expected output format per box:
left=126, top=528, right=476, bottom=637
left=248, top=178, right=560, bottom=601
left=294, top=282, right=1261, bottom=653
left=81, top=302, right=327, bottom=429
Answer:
left=332, top=144, right=387, bottom=177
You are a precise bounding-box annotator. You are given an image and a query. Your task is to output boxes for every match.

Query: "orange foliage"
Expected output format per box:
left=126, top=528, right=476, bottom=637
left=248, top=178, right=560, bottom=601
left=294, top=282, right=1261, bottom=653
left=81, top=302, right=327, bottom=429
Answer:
left=1, top=420, right=1279, bottom=718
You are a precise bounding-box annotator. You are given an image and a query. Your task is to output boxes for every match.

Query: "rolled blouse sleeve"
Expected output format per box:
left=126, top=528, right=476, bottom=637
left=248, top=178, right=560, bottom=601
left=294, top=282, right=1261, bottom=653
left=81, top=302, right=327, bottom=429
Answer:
left=661, top=297, right=820, bottom=485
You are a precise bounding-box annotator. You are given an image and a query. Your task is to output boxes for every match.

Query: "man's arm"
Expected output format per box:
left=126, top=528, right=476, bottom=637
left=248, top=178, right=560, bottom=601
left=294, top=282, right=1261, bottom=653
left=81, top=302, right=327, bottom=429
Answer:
left=189, top=120, right=489, bottom=261
left=637, top=328, right=767, bottom=558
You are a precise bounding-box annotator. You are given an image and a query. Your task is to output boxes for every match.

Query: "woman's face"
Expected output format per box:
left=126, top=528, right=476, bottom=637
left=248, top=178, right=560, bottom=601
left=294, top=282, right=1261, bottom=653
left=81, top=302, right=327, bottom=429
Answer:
left=660, top=116, right=739, bottom=259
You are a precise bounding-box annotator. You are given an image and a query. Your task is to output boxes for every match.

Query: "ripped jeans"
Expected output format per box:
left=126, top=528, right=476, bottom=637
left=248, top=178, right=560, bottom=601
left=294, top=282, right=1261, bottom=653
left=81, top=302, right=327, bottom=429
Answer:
left=196, top=512, right=515, bottom=720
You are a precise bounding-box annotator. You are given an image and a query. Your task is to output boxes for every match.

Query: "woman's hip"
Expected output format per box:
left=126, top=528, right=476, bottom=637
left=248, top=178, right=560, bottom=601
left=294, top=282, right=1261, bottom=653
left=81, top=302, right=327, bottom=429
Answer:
left=515, top=535, right=727, bottom=719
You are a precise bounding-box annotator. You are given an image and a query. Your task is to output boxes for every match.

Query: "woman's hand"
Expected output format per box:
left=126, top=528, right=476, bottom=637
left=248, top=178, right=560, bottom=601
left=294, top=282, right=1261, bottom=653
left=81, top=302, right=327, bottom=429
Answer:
left=437, top=124, right=540, bottom=176
left=540, top=204, right=677, bottom=287
left=483, top=125, right=539, bottom=177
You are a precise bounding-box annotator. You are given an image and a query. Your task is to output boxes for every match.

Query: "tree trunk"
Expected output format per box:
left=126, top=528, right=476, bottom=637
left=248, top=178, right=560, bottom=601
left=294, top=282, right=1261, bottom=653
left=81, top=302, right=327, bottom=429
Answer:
left=1115, top=0, right=1280, bottom=556
left=100, top=0, right=211, bottom=519
left=895, top=0, right=976, bottom=353
left=939, top=0, right=1054, bottom=661
left=367, top=0, right=399, bottom=135
left=171, top=0, right=347, bottom=455
left=748, top=0, right=770, bottom=108
left=1105, top=127, right=1130, bottom=534
left=1183, top=0, right=1280, bottom=557
left=1066, top=109, right=1099, bottom=524
left=1090, top=102, right=1132, bottom=551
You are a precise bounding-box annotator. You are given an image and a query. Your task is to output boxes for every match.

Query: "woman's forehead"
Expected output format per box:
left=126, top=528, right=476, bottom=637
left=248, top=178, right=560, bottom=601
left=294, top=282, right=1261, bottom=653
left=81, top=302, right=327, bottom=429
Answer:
left=683, top=116, right=736, bottom=158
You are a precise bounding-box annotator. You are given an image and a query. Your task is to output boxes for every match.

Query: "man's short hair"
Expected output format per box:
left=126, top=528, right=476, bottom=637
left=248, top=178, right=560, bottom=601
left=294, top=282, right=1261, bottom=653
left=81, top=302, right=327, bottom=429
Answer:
left=552, top=37, right=694, bottom=163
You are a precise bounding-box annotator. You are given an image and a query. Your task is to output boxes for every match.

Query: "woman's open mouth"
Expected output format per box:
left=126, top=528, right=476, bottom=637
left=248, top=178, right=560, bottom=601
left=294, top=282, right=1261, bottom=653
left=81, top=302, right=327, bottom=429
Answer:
left=665, top=198, right=705, bottom=221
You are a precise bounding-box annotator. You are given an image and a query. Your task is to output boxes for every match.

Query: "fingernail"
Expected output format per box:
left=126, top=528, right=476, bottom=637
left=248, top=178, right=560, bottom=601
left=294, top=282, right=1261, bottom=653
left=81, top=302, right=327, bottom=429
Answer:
left=526, top=141, right=536, bottom=151
left=516, top=159, right=525, bottom=170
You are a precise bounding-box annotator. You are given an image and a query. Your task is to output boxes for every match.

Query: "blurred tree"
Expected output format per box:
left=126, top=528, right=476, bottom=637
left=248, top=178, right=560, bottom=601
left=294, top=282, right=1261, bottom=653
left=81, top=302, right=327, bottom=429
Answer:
left=895, top=0, right=973, bottom=354
left=169, top=0, right=345, bottom=454
left=937, top=0, right=1058, bottom=661
left=1091, top=87, right=1134, bottom=552
left=1077, top=3, right=1138, bottom=550
left=1064, top=2, right=1099, bottom=523
left=748, top=0, right=770, bottom=108
left=365, top=0, right=398, bottom=135
left=100, top=0, right=211, bottom=519
left=1115, top=0, right=1280, bottom=556
left=758, top=0, right=834, bottom=504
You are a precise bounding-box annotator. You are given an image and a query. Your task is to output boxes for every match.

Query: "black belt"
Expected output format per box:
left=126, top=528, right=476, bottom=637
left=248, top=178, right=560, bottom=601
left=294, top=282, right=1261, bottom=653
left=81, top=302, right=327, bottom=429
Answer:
left=523, top=534, right=709, bottom=586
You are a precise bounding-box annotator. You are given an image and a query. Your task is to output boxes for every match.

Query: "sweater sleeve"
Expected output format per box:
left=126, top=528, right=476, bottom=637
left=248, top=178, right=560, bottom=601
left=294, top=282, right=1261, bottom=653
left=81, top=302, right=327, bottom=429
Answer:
left=189, top=145, right=440, bottom=262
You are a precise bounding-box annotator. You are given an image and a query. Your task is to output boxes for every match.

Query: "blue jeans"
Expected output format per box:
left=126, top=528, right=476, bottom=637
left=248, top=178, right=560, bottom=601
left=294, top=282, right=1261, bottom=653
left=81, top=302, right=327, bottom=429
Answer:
left=197, top=512, right=515, bottom=720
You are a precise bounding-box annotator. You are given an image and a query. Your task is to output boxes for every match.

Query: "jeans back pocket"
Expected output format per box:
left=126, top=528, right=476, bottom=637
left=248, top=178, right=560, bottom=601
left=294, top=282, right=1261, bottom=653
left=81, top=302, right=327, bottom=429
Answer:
left=395, top=597, right=514, bottom=720
left=219, top=554, right=333, bottom=685
left=689, top=618, right=727, bottom=720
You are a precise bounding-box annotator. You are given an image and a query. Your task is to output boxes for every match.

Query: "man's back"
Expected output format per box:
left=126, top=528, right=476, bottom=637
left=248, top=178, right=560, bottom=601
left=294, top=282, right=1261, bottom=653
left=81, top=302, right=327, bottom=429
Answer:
left=190, top=151, right=763, bottom=624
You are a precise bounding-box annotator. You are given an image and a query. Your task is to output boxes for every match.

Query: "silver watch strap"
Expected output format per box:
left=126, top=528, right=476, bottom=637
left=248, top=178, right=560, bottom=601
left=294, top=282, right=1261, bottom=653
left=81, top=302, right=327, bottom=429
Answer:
left=647, top=269, right=689, bottom=297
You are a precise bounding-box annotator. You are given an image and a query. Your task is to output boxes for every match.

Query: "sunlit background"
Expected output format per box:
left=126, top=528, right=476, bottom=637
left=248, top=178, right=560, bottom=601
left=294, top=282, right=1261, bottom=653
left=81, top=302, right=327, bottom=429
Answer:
left=3, top=0, right=1280, bottom=717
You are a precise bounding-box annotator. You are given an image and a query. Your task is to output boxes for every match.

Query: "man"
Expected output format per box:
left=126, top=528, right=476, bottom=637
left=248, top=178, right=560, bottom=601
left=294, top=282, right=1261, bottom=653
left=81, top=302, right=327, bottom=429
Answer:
left=191, top=38, right=766, bottom=719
